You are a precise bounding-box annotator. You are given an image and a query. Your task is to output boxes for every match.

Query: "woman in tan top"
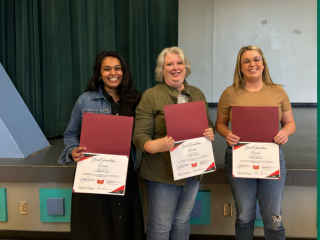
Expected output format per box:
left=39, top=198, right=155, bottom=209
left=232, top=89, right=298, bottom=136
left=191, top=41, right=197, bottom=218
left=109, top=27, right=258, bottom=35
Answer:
left=216, top=45, right=296, bottom=240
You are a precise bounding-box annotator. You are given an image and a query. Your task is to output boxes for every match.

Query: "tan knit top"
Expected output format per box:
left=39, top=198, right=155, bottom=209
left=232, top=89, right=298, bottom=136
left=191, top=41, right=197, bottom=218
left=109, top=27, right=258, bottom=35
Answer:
left=217, top=84, right=291, bottom=125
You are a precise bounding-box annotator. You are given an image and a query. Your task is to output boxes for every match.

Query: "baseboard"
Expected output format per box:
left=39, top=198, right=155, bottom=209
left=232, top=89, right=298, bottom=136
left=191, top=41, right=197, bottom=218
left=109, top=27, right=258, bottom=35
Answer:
left=0, top=230, right=69, bottom=239
left=0, top=230, right=315, bottom=240
left=190, top=234, right=315, bottom=240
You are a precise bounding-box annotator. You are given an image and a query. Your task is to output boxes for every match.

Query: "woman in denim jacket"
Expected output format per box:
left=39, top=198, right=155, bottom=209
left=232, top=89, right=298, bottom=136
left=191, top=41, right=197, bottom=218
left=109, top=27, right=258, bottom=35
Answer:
left=58, top=51, right=145, bottom=240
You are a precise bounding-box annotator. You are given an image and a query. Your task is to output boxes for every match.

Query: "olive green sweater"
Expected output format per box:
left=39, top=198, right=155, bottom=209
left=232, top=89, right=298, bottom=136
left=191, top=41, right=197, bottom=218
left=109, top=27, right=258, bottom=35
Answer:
left=133, top=81, right=214, bottom=185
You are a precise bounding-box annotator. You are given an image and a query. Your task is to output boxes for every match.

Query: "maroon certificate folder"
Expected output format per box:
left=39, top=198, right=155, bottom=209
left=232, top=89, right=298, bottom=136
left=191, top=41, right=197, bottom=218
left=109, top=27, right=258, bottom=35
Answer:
left=164, top=101, right=209, bottom=141
left=79, top=113, right=134, bottom=157
left=232, top=106, right=279, bottom=143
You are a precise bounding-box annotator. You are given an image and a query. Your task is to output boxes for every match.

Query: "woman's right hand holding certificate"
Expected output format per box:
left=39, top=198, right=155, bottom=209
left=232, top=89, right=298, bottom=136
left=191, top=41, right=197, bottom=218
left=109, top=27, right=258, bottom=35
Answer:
left=72, top=147, right=86, bottom=162
left=144, top=136, right=175, bottom=154
left=226, top=132, right=240, bottom=146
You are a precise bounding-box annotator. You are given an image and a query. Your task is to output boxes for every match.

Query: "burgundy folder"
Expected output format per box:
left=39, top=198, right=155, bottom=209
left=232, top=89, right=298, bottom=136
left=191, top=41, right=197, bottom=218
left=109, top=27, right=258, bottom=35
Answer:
left=79, top=113, right=134, bottom=157
left=232, top=106, right=279, bottom=143
left=164, top=101, right=209, bottom=142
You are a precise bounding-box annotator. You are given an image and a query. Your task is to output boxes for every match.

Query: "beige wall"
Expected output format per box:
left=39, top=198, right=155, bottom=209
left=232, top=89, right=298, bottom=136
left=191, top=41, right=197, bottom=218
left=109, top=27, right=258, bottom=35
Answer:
left=179, top=0, right=317, bottom=103
left=0, top=182, right=71, bottom=232
left=191, top=184, right=317, bottom=238
left=0, top=181, right=316, bottom=238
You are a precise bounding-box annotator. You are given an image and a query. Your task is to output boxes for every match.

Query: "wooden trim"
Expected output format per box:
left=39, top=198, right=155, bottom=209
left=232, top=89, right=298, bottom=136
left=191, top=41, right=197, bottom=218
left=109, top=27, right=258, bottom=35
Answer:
left=207, top=103, right=317, bottom=107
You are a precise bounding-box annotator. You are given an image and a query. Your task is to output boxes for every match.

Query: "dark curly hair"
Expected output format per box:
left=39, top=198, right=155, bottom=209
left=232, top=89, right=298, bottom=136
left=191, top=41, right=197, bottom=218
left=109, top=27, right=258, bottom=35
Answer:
left=86, top=51, right=141, bottom=117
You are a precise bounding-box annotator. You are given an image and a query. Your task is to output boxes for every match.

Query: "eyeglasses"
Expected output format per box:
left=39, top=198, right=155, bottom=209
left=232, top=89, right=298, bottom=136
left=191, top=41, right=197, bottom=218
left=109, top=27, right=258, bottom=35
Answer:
left=241, top=57, right=263, bottom=65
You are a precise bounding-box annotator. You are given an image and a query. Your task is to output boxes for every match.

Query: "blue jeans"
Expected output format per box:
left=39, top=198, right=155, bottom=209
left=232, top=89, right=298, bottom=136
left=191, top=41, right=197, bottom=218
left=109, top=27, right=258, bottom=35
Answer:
left=146, top=178, right=200, bottom=240
left=225, top=145, right=286, bottom=240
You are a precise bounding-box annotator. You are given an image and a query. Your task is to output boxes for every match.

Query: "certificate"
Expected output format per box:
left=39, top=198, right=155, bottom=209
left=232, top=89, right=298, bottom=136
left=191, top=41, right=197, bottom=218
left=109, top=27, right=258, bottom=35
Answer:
left=79, top=113, right=134, bottom=157
left=73, top=153, right=129, bottom=195
left=232, top=142, right=280, bottom=179
left=232, top=106, right=279, bottom=143
left=74, top=113, right=134, bottom=195
left=164, top=101, right=209, bottom=142
left=170, top=137, right=216, bottom=181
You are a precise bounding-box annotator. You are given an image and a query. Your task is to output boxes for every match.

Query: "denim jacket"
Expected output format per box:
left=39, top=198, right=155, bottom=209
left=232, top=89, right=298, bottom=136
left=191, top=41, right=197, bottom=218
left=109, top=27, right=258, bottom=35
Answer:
left=58, top=84, right=137, bottom=169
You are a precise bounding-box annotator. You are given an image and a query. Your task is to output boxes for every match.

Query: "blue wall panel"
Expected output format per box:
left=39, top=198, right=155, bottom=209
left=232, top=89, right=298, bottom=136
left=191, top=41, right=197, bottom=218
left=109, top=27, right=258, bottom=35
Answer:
left=191, top=200, right=202, bottom=218
left=47, top=198, right=65, bottom=215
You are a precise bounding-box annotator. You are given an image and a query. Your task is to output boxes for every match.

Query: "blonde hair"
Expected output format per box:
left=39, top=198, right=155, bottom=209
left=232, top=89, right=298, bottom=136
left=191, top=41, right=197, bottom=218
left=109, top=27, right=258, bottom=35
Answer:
left=155, top=46, right=191, bottom=82
left=233, top=45, right=275, bottom=91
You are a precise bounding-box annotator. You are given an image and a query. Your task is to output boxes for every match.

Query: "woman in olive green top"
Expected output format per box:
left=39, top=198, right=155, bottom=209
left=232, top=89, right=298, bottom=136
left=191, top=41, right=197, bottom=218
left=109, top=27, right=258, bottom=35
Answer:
left=216, top=45, right=296, bottom=240
left=133, top=47, right=214, bottom=240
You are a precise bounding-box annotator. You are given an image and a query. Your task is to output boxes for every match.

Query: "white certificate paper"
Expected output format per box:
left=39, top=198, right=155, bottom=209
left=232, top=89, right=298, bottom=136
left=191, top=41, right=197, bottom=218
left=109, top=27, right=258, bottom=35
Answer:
left=73, top=153, right=129, bottom=196
left=170, top=137, right=216, bottom=181
left=232, top=142, right=280, bottom=179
